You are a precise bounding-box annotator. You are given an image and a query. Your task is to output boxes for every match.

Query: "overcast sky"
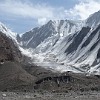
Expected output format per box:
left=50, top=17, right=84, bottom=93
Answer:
left=0, top=0, right=100, bottom=33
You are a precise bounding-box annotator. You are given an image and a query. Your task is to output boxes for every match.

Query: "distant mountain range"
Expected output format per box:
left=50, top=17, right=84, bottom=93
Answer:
left=1, top=10, right=100, bottom=92
left=1, top=10, right=100, bottom=75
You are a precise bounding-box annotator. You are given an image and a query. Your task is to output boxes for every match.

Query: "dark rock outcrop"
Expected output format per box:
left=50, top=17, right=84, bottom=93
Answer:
left=0, top=32, right=36, bottom=91
left=0, top=32, right=22, bottom=63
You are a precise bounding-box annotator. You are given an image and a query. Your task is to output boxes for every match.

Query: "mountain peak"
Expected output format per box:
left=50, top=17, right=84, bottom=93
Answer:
left=19, top=19, right=83, bottom=49
left=0, top=22, right=17, bottom=41
left=86, top=10, right=100, bottom=28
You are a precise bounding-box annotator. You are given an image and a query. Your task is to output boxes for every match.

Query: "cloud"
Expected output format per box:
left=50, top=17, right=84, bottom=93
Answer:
left=0, top=1, right=53, bottom=18
left=0, top=0, right=66, bottom=25
left=0, top=0, right=50, bottom=25
left=38, top=18, right=47, bottom=25
left=65, top=0, right=100, bottom=20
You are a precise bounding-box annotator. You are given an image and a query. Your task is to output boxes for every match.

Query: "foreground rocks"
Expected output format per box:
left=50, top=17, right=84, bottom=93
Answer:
left=0, top=91, right=100, bottom=100
left=1, top=61, right=100, bottom=92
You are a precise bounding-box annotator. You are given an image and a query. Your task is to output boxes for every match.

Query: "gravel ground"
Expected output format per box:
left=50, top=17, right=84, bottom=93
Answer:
left=0, top=91, right=100, bottom=100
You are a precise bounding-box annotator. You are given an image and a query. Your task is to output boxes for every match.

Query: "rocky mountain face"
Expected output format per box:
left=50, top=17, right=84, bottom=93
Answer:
left=18, top=20, right=83, bottom=49
left=86, top=10, right=100, bottom=28
left=0, top=30, right=37, bottom=91
left=0, top=22, right=17, bottom=41
left=0, top=32, right=22, bottom=62
left=52, top=10, right=100, bottom=74
left=16, top=10, right=100, bottom=75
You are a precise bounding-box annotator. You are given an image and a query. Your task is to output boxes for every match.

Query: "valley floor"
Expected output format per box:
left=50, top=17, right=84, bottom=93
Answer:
left=0, top=91, right=100, bottom=100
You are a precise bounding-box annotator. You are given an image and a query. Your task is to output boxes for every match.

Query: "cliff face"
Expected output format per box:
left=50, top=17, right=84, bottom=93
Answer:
left=0, top=32, right=36, bottom=91
left=0, top=32, right=22, bottom=63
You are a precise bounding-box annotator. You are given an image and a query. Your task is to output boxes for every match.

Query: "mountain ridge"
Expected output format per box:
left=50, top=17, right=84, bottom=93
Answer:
left=1, top=10, right=100, bottom=93
left=1, top=10, right=100, bottom=75
left=17, top=10, right=100, bottom=75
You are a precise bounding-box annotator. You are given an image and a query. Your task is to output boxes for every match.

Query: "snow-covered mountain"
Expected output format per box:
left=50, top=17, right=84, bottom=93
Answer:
left=86, top=10, right=100, bottom=28
left=1, top=10, right=100, bottom=75
left=44, top=10, right=100, bottom=74
left=16, top=19, right=84, bottom=72
left=0, top=22, right=17, bottom=41
left=0, top=22, right=32, bottom=58
left=18, top=10, right=100, bottom=75
left=19, top=20, right=83, bottom=49
left=1, top=19, right=100, bottom=92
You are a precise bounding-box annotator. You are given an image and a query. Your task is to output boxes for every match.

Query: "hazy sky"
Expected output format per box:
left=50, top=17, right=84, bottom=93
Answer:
left=0, top=0, right=100, bottom=33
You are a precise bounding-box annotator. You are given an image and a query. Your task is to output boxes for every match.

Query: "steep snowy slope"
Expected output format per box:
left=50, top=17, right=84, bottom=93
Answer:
left=42, top=10, right=100, bottom=74
left=86, top=10, right=100, bottom=28
left=19, top=20, right=83, bottom=50
left=54, top=25, right=100, bottom=73
left=16, top=19, right=84, bottom=73
left=0, top=22, right=17, bottom=40
left=1, top=10, right=100, bottom=75
left=0, top=22, right=32, bottom=58
left=23, top=10, right=100, bottom=75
